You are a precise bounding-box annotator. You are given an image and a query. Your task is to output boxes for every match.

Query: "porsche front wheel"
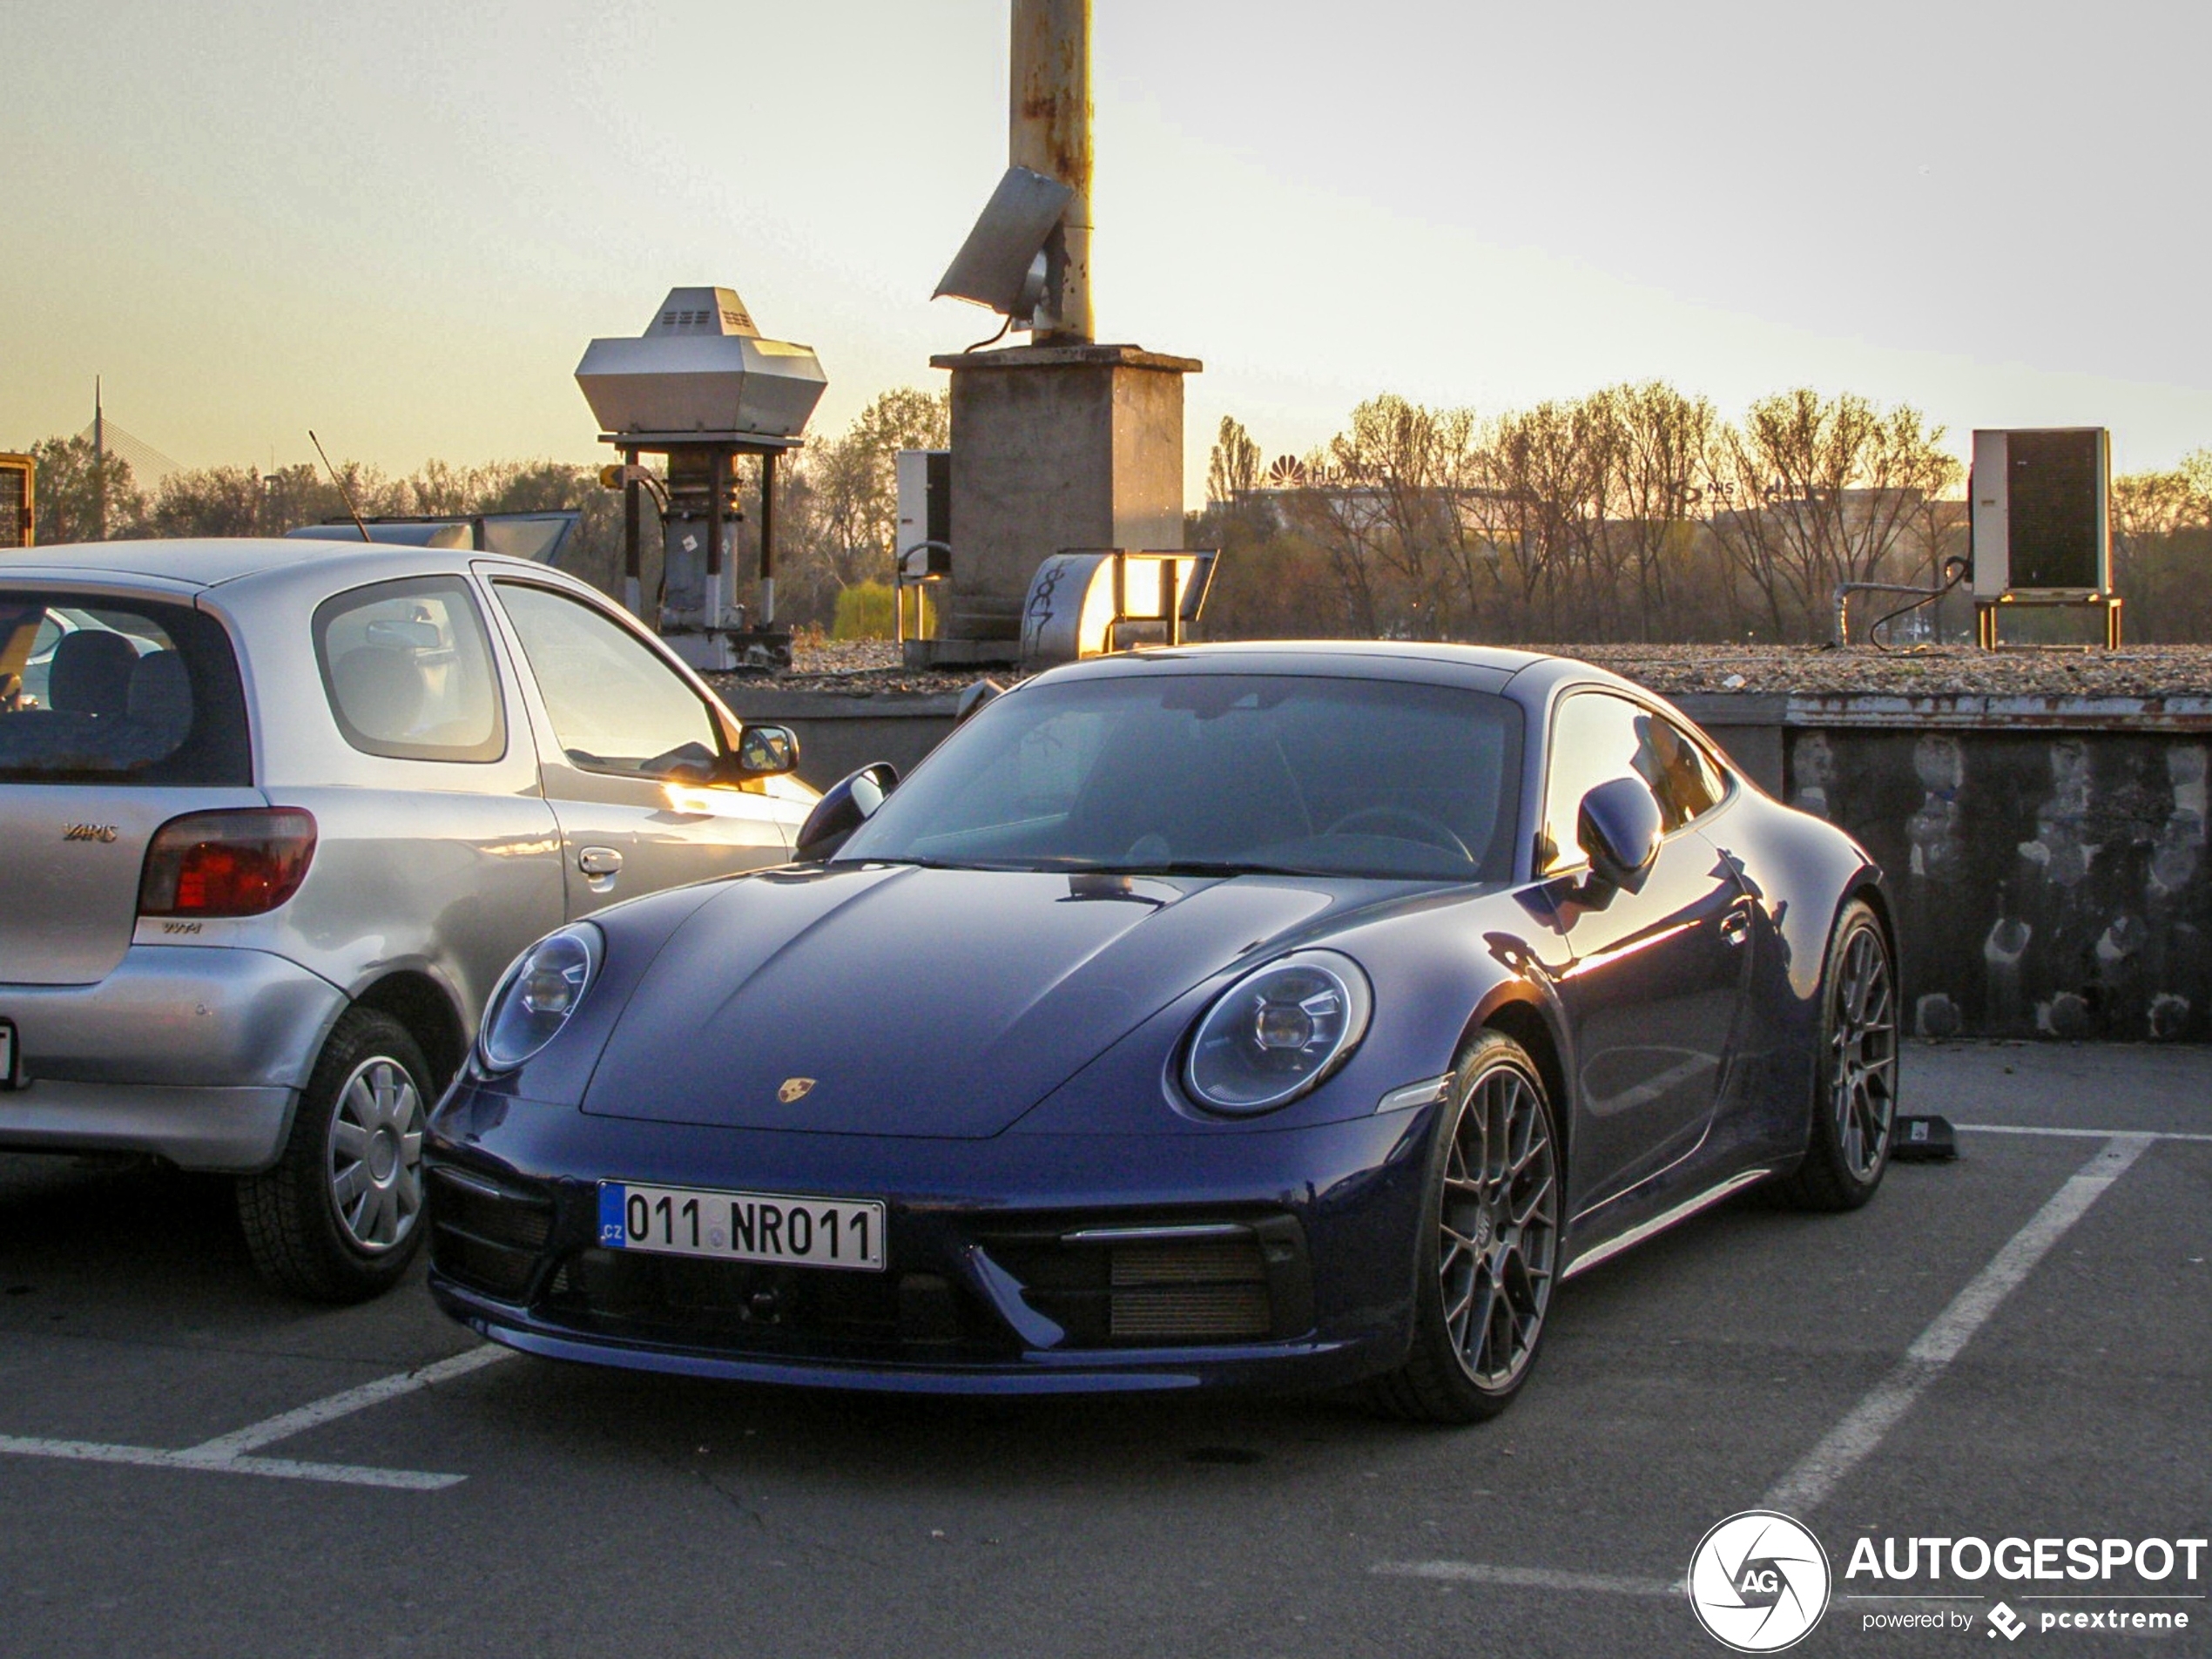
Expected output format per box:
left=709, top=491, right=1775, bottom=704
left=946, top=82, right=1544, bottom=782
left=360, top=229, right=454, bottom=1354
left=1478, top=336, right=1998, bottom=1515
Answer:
left=1370, top=1031, right=1561, bottom=1424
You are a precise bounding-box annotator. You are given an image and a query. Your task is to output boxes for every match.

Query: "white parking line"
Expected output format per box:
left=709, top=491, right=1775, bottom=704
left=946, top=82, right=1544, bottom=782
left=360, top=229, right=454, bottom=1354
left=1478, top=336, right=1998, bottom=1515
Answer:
left=0, top=1434, right=467, bottom=1491
left=0, top=1343, right=515, bottom=1491
left=1762, top=1133, right=2153, bottom=1515
left=1954, top=1123, right=2212, bottom=1143
left=179, top=1342, right=514, bottom=1462
left=1371, top=1561, right=1681, bottom=1597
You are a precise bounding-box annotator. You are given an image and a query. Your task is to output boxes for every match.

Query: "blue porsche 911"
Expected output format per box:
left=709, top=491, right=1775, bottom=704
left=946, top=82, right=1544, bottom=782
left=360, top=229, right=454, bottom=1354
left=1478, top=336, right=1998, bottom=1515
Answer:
left=425, top=642, right=1898, bottom=1421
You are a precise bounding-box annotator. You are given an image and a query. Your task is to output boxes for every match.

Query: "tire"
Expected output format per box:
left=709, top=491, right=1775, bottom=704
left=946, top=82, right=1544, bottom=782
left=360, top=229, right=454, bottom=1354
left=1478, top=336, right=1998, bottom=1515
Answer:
left=238, top=1008, right=433, bottom=1302
left=1368, top=1031, right=1563, bottom=1424
left=1773, top=899, right=1898, bottom=1212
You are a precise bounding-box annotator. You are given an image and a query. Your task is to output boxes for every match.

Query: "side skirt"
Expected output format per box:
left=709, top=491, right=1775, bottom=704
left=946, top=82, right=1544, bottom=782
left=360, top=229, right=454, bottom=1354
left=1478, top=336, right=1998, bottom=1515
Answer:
left=1558, top=1167, right=1772, bottom=1281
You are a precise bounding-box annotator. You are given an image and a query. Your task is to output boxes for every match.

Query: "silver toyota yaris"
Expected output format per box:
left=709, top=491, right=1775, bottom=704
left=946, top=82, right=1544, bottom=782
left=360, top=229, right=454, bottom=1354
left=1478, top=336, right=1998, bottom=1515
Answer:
left=0, top=538, right=814, bottom=1300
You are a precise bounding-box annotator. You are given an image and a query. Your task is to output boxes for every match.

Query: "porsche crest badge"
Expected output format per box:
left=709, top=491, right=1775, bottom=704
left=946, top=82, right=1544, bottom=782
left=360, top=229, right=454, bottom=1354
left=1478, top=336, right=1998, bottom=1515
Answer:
left=778, top=1077, right=816, bottom=1104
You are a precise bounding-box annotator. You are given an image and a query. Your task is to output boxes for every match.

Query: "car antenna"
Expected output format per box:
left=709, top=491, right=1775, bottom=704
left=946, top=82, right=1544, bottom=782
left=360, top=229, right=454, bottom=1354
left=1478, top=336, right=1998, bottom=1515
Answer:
left=307, top=429, right=373, bottom=542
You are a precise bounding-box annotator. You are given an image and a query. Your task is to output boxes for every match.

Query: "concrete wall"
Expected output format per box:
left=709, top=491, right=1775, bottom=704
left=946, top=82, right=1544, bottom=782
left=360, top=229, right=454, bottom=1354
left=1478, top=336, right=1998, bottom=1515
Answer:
left=727, top=685, right=2212, bottom=1043
left=1691, top=696, right=2212, bottom=1044
left=718, top=690, right=961, bottom=792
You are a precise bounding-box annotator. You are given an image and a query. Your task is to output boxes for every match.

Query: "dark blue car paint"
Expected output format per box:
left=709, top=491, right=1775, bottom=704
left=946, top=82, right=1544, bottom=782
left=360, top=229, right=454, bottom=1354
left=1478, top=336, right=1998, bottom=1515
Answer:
left=431, top=1093, right=1435, bottom=1393
left=427, top=643, right=1887, bottom=1397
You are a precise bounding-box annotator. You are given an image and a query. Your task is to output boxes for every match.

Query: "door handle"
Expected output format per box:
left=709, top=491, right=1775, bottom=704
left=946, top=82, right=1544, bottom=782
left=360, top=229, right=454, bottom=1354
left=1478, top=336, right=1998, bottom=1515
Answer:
left=578, top=846, right=624, bottom=879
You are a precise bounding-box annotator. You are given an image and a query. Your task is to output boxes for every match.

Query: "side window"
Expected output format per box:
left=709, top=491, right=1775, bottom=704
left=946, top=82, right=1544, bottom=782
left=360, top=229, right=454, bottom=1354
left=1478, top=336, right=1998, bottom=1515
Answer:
left=1541, top=696, right=1726, bottom=870
left=314, top=577, right=506, bottom=763
left=494, top=583, right=719, bottom=780
left=1541, top=693, right=1649, bottom=871
left=1642, top=715, right=1728, bottom=827
left=0, top=593, right=250, bottom=785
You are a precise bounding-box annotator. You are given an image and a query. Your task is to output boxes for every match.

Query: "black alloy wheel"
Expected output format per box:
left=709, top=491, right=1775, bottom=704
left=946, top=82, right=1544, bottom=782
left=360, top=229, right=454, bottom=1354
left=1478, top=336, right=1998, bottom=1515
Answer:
left=1775, top=898, right=1898, bottom=1211
left=1370, top=1030, right=1561, bottom=1424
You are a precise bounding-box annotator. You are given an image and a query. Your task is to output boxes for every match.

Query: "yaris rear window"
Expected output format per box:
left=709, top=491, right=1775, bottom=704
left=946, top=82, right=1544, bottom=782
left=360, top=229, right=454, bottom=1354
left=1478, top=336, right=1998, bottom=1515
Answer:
left=0, top=593, right=249, bottom=786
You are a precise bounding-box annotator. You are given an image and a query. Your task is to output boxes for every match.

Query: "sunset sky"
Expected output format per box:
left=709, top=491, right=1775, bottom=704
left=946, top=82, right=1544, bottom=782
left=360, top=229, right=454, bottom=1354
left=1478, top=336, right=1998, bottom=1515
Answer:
left=8, top=0, right=2209, bottom=496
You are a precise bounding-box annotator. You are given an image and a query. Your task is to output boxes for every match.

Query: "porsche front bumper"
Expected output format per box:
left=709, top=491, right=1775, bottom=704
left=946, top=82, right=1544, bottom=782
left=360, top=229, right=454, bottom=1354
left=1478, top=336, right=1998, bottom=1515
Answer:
left=424, top=1085, right=1438, bottom=1397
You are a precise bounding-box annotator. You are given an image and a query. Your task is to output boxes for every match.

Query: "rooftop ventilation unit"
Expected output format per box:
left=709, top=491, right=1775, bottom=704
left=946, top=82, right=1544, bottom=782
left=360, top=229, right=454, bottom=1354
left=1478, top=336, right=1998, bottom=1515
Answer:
left=1970, top=428, right=2119, bottom=646
left=577, top=287, right=828, bottom=671
left=576, top=286, right=826, bottom=442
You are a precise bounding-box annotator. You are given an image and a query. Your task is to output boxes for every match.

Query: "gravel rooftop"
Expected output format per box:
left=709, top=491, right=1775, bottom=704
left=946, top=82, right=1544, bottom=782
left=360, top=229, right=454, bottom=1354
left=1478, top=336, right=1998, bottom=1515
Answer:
left=712, top=640, right=2212, bottom=700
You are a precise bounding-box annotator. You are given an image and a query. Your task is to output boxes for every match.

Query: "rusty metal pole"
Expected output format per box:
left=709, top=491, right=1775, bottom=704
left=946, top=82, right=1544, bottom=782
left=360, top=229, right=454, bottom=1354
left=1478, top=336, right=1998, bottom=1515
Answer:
left=759, top=449, right=778, bottom=625
left=1010, top=0, right=1093, bottom=344
left=622, top=445, right=642, bottom=618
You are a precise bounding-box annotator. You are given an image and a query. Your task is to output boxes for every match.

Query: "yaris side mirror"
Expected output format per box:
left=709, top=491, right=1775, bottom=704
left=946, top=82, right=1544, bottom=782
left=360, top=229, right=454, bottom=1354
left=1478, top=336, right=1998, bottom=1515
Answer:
left=795, top=762, right=900, bottom=861
left=730, top=722, right=799, bottom=780
left=1577, top=775, right=1662, bottom=895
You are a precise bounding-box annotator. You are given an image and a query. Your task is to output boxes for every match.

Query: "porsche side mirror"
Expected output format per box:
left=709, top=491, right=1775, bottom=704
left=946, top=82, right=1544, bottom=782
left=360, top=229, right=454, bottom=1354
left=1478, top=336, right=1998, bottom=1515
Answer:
left=1577, top=775, right=1662, bottom=895
left=795, top=761, right=900, bottom=861
left=727, top=722, right=799, bottom=781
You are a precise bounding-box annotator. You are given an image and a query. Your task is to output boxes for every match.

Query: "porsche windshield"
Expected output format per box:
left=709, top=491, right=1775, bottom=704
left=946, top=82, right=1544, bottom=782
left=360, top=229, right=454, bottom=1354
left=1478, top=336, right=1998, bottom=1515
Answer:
left=838, top=672, right=1523, bottom=882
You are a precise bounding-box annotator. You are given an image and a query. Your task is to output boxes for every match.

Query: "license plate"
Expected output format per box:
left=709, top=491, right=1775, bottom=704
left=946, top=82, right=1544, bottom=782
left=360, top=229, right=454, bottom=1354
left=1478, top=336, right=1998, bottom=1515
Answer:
left=0, top=1018, right=17, bottom=1090
left=597, top=1182, right=885, bottom=1271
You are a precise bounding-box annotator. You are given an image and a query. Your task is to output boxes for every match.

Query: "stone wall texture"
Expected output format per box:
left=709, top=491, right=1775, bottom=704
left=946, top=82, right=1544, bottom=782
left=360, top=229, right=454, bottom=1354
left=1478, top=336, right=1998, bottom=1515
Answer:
left=1784, top=722, right=2208, bottom=1042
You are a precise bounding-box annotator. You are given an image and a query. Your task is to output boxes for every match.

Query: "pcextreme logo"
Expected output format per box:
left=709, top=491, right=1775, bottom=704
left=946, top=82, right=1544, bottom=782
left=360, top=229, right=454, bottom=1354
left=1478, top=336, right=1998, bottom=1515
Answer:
left=1688, top=1510, right=1832, bottom=1652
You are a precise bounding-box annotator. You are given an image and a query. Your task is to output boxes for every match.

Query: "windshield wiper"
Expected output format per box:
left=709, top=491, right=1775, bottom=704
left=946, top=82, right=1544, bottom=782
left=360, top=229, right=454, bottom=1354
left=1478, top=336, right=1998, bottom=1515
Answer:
left=1074, top=860, right=1325, bottom=879
left=833, top=855, right=1034, bottom=872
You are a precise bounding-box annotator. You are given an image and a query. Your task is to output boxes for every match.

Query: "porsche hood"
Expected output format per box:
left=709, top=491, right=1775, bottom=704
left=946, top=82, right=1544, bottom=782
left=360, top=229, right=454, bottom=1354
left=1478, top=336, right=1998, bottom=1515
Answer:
left=581, top=865, right=1345, bottom=1137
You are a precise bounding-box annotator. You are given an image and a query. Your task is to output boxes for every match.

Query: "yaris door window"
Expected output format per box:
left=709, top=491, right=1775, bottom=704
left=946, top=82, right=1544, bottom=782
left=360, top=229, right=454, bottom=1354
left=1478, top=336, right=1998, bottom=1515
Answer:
left=312, top=577, right=505, bottom=763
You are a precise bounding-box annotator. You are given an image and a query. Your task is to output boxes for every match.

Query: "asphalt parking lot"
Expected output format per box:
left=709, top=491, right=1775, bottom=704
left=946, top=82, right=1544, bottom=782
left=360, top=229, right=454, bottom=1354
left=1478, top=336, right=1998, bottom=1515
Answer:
left=1, top=1042, right=2204, bottom=1658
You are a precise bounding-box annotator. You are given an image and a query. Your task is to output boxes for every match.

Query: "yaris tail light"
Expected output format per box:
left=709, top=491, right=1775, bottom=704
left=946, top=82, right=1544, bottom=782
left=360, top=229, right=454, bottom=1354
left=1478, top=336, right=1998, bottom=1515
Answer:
left=138, top=808, right=318, bottom=918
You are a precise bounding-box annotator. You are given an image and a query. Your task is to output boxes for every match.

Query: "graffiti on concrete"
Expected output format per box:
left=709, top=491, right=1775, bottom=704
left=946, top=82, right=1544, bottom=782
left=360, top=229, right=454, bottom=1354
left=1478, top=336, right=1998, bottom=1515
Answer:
left=1790, top=728, right=2211, bottom=1041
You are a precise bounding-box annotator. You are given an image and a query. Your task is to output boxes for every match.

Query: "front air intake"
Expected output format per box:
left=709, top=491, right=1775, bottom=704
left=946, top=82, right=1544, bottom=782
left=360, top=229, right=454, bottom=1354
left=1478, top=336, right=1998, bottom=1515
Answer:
left=1108, top=1237, right=1271, bottom=1339
left=427, top=1167, right=553, bottom=1301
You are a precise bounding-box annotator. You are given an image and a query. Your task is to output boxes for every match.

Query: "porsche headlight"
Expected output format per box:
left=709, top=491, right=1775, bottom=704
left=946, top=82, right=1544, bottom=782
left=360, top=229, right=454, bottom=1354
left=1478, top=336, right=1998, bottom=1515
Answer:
left=478, top=924, right=604, bottom=1073
left=1184, top=949, right=1372, bottom=1115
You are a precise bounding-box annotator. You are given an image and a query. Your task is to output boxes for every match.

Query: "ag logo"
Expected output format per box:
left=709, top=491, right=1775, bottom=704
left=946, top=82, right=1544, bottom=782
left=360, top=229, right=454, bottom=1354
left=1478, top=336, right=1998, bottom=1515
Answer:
left=777, top=1076, right=816, bottom=1104
left=1688, top=1510, right=1831, bottom=1652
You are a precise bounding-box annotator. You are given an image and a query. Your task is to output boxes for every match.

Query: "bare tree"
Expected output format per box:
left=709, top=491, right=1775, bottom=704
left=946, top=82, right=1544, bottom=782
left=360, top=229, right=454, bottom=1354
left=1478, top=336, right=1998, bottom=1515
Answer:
left=2111, top=453, right=2212, bottom=641
left=1709, top=389, right=1961, bottom=640
left=1206, top=415, right=1262, bottom=507
left=1275, top=396, right=1487, bottom=637
left=1475, top=399, right=1610, bottom=639
left=1592, top=382, right=1719, bottom=640
left=772, top=387, right=951, bottom=627
left=25, top=435, right=145, bottom=543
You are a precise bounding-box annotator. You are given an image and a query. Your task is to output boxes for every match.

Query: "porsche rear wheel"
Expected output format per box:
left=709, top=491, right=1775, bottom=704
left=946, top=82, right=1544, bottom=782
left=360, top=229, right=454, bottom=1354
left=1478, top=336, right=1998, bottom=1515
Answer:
left=1369, top=1031, right=1561, bottom=1424
left=1774, top=899, right=1898, bottom=1211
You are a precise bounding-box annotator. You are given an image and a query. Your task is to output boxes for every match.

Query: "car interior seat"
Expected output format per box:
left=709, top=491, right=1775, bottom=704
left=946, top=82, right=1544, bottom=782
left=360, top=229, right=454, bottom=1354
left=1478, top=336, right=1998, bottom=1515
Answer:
left=48, top=630, right=139, bottom=717
left=331, top=645, right=427, bottom=745
left=123, top=649, right=194, bottom=753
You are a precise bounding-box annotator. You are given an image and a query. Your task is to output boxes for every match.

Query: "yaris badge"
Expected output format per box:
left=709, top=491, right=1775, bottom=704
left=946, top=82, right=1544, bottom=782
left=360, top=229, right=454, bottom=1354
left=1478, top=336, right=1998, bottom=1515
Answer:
left=778, top=1077, right=816, bottom=1103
